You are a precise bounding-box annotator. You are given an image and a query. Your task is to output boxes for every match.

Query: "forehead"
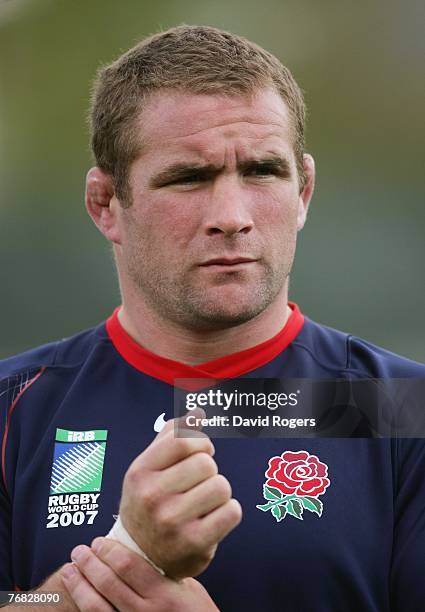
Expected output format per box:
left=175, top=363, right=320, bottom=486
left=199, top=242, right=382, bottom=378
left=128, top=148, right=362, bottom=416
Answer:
left=137, top=88, right=294, bottom=160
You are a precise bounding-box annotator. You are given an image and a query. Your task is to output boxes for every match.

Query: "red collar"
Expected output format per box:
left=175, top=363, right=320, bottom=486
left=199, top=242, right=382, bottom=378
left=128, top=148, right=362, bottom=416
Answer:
left=105, top=302, right=304, bottom=386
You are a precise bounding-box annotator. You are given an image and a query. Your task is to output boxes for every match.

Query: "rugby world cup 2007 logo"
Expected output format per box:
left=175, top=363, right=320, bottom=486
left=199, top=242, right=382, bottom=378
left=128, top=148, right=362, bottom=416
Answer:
left=46, top=428, right=108, bottom=529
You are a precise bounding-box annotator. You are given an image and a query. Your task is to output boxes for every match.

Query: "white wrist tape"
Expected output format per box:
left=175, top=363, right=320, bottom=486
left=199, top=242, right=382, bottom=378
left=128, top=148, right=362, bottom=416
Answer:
left=106, top=515, right=165, bottom=576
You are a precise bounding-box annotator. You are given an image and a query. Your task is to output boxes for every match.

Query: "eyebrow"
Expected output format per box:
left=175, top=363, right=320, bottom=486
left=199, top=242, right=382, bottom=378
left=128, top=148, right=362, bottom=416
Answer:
left=149, top=156, right=291, bottom=188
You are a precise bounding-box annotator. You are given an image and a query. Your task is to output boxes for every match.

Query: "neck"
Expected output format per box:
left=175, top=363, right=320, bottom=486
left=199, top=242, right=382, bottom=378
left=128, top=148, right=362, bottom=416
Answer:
left=118, top=291, right=291, bottom=366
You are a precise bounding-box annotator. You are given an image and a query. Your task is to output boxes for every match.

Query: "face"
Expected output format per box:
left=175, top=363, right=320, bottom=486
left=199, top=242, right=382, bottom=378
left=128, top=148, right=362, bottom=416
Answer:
left=112, top=88, right=314, bottom=331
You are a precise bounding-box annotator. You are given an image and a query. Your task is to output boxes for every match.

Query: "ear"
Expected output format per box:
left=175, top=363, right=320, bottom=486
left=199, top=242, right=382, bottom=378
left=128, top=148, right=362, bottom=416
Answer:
left=297, top=153, right=315, bottom=231
left=85, top=167, right=122, bottom=244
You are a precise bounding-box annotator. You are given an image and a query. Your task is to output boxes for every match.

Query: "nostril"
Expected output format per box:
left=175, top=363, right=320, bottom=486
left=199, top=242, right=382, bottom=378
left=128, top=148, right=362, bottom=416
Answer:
left=205, top=222, right=253, bottom=237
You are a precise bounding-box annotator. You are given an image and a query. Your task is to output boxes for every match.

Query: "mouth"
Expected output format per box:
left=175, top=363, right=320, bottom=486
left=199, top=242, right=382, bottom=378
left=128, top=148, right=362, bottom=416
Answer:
left=200, top=257, right=258, bottom=267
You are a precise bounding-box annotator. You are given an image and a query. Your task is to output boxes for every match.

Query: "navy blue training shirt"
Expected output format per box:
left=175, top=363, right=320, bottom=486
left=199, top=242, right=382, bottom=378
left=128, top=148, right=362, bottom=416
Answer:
left=1, top=303, right=424, bottom=611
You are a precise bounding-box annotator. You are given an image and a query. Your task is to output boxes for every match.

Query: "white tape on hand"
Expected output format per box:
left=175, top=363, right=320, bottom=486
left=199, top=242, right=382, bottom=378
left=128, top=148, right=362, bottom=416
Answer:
left=106, top=515, right=166, bottom=576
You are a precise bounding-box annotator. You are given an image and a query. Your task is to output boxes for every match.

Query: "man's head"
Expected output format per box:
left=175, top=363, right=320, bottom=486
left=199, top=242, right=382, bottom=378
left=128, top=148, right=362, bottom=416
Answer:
left=86, top=26, right=315, bottom=332
left=90, top=24, right=307, bottom=206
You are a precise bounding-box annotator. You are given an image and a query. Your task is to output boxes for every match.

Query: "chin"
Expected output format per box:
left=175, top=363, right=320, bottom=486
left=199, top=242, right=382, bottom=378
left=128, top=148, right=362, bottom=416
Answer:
left=184, top=298, right=271, bottom=331
left=173, top=277, right=284, bottom=330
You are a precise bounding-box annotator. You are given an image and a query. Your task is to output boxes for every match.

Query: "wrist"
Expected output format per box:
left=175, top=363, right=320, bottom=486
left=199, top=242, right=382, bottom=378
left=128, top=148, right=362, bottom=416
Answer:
left=106, top=515, right=165, bottom=576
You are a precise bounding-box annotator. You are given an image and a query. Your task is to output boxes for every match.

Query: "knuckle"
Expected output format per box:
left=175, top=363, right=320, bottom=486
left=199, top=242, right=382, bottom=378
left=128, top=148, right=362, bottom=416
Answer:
left=213, top=474, right=232, bottom=500
left=184, top=524, right=202, bottom=551
left=227, top=498, right=243, bottom=525
left=175, top=435, right=213, bottom=458
left=156, top=504, right=179, bottom=532
left=124, top=461, right=142, bottom=487
left=174, top=436, right=193, bottom=456
left=95, top=569, right=114, bottom=593
left=139, top=481, right=161, bottom=511
left=114, top=550, right=136, bottom=575
left=161, top=429, right=177, bottom=445
left=197, top=452, right=218, bottom=477
left=199, top=436, right=215, bottom=455
left=71, top=545, right=90, bottom=567
left=184, top=524, right=213, bottom=560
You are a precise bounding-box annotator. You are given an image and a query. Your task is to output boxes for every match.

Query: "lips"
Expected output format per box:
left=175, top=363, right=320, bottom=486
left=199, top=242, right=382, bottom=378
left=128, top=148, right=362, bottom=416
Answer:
left=200, top=257, right=257, bottom=266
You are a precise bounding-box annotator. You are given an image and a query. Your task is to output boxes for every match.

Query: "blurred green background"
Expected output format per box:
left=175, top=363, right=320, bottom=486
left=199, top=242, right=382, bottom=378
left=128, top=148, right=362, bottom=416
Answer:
left=0, top=0, right=423, bottom=361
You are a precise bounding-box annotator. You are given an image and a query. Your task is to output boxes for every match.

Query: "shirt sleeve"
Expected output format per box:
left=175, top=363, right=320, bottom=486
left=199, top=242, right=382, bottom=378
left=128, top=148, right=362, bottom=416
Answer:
left=0, top=377, right=14, bottom=589
left=390, top=438, right=425, bottom=611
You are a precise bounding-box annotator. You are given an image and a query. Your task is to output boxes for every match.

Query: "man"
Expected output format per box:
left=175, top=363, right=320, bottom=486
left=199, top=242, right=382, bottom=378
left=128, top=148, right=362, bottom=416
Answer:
left=1, top=25, right=424, bottom=611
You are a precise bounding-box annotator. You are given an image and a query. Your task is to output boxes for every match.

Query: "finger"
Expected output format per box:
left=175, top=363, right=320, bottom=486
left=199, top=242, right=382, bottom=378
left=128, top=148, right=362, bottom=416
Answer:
left=156, top=407, right=206, bottom=438
left=135, top=428, right=214, bottom=471
left=157, top=407, right=207, bottom=439
left=175, top=408, right=208, bottom=436
left=61, top=562, right=114, bottom=612
left=197, top=498, right=243, bottom=549
left=70, top=545, right=143, bottom=610
left=165, top=474, right=232, bottom=520
left=159, top=451, right=218, bottom=493
left=91, top=537, right=169, bottom=595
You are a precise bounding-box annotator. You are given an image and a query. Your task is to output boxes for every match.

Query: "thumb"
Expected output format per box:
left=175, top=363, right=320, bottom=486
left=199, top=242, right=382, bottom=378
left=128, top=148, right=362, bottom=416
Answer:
left=178, top=407, right=207, bottom=435
left=156, top=407, right=207, bottom=439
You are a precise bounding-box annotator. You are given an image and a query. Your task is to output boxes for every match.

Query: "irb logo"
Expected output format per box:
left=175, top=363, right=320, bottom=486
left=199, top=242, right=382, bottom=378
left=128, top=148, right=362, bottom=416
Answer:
left=67, top=431, right=95, bottom=442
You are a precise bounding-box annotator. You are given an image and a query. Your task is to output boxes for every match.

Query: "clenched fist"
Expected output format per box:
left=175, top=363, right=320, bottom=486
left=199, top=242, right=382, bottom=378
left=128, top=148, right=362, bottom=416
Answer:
left=119, top=412, right=242, bottom=580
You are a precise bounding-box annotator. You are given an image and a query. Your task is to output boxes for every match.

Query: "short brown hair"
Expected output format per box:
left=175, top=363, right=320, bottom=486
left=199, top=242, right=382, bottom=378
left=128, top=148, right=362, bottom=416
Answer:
left=90, top=25, right=306, bottom=205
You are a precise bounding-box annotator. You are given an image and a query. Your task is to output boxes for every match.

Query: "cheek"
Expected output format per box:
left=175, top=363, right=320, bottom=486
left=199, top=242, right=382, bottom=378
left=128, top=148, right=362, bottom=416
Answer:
left=253, top=187, right=299, bottom=239
left=164, top=202, right=201, bottom=239
left=129, top=195, right=202, bottom=249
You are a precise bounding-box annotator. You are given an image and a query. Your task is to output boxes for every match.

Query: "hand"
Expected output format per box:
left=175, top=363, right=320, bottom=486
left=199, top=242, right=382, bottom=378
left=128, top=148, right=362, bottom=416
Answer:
left=62, top=537, right=220, bottom=611
left=118, top=412, right=242, bottom=579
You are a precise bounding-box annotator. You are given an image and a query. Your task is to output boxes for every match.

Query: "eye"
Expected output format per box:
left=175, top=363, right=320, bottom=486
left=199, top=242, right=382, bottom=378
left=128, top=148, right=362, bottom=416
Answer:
left=168, top=173, right=209, bottom=186
left=245, top=164, right=279, bottom=178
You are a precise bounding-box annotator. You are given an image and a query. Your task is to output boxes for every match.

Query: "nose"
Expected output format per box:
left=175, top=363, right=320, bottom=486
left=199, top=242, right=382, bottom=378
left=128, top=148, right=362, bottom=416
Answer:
left=203, top=176, right=254, bottom=237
